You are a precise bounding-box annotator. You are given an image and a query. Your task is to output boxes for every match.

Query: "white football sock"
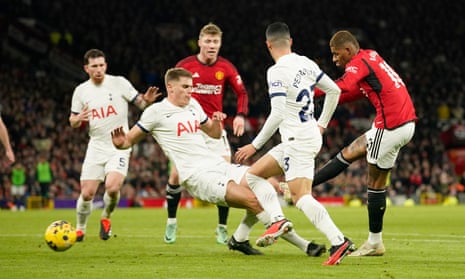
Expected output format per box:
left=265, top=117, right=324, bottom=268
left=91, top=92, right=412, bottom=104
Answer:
left=76, top=195, right=92, bottom=231
left=295, top=194, right=345, bottom=246
left=167, top=218, right=177, bottom=225
left=246, top=172, right=285, bottom=223
left=101, top=191, right=120, bottom=219
left=368, top=232, right=382, bottom=244
left=233, top=212, right=259, bottom=242
left=255, top=211, right=272, bottom=228
left=281, top=230, right=310, bottom=252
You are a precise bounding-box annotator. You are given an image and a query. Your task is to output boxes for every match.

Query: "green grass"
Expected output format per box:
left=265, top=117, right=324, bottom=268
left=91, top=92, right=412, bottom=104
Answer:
left=1, top=205, right=464, bottom=279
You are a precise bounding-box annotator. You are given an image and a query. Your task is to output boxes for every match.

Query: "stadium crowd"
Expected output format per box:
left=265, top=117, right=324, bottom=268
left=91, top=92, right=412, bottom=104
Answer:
left=1, top=0, right=464, bottom=209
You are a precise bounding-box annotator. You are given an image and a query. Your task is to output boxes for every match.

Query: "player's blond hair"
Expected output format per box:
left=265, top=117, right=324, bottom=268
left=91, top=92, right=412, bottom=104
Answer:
left=199, top=23, right=222, bottom=38
left=165, top=67, right=192, bottom=84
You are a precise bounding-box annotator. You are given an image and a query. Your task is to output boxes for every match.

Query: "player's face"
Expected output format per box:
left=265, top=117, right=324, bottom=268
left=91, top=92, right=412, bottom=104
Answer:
left=170, top=77, right=193, bottom=107
left=84, top=57, right=107, bottom=84
left=331, top=44, right=354, bottom=69
left=198, top=34, right=221, bottom=64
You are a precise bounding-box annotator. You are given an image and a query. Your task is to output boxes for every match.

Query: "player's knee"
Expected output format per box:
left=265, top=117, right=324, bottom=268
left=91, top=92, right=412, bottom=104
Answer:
left=81, top=191, right=95, bottom=201
left=245, top=172, right=264, bottom=189
left=244, top=194, right=262, bottom=213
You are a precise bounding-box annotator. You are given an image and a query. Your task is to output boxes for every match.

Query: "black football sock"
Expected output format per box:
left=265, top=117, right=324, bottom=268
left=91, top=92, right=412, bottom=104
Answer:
left=367, top=188, right=387, bottom=233
left=217, top=205, right=229, bottom=226
left=313, top=152, right=351, bottom=186
left=166, top=184, right=182, bottom=218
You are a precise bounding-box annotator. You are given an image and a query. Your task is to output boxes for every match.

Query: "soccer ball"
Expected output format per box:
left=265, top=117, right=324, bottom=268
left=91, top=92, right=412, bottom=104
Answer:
left=44, top=220, right=77, bottom=252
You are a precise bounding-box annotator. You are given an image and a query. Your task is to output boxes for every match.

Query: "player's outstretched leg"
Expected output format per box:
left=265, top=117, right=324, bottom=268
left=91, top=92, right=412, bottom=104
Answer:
left=164, top=183, right=182, bottom=244
left=215, top=205, right=229, bottom=244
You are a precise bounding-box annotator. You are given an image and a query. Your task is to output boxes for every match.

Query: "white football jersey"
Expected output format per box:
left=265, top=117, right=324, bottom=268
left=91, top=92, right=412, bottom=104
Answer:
left=137, top=98, right=224, bottom=183
left=71, top=74, right=138, bottom=150
left=267, top=53, right=321, bottom=141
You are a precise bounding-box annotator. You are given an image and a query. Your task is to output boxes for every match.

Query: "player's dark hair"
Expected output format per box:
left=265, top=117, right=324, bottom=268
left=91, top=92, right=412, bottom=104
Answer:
left=330, top=30, right=360, bottom=50
left=266, top=22, right=291, bottom=47
left=83, top=49, right=105, bottom=65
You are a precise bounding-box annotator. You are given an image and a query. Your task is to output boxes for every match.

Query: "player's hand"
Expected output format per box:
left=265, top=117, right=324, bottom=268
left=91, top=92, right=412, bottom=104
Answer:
left=317, top=125, right=324, bottom=135
left=2, top=148, right=15, bottom=167
left=235, top=144, right=256, bottom=164
left=233, top=115, right=245, bottom=136
left=5, top=148, right=15, bottom=165
left=111, top=126, right=127, bottom=149
left=212, top=111, right=227, bottom=122
left=79, top=104, right=91, bottom=122
left=143, top=86, right=162, bottom=104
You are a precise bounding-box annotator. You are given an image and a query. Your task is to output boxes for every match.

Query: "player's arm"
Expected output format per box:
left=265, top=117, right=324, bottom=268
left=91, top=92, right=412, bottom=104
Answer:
left=133, top=86, right=162, bottom=110
left=227, top=63, right=249, bottom=136
left=313, top=75, right=364, bottom=104
left=0, top=116, right=15, bottom=164
left=315, top=73, right=341, bottom=129
left=112, top=125, right=147, bottom=150
left=335, top=59, right=370, bottom=103
left=235, top=92, right=284, bottom=163
left=69, top=104, right=90, bottom=128
left=200, top=111, right=227, bottom=139
left=251, top=93, right=284, bottom=149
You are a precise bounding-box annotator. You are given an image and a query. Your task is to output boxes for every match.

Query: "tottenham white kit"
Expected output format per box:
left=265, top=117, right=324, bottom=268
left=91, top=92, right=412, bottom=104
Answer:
left=252, top=53, right=340, bottom=180
left=71, top=74, right=138, bottom=180
left=137, top=98, right=247, bottom=205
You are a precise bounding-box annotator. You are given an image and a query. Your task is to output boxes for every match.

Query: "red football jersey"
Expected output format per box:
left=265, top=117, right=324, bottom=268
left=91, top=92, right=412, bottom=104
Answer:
left=176, top=55, right=249, bottom=118
left=335, top=49, right=417, bottom=129
left=316, top=49, right=417, bottom=129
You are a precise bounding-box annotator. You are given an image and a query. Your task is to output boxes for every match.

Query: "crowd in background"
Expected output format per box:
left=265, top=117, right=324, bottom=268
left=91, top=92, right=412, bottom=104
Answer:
left=1, top=0, right=464, bottom=208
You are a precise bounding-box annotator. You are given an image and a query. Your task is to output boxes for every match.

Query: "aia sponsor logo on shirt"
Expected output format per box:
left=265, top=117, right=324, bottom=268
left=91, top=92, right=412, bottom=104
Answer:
left=215, top=71, right=224, bottom=81
left=91, top=105, right=117, bottom=119
left=177, top=119, right=200, bottom=136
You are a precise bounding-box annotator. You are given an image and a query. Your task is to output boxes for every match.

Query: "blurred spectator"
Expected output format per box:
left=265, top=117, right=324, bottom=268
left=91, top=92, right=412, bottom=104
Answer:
left=36, top=153, right=53, bottom=207
left=11, top=162, right=27, bottom=211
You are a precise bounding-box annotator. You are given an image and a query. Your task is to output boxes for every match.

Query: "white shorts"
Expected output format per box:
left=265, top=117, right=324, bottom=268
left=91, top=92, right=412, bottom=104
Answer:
left=201, top=129, right=231, bottom=158
left=365, top=122, right=415, bottom=169
left=11, top=185, right=26, bottom=196
left=268, top=132, right=322, bottom=181
left=80, top=145, right=131, bottom=181
left=182, top=161, right=248, bottom=207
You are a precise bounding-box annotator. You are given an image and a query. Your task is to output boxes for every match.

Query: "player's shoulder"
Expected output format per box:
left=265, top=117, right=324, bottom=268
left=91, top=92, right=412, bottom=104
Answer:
left=216, top=56, right=235, bottom=67
left=216, top=56, right=230, bottom=63
left=215, top=57, right=239, bottom=76
left=176, top=55, right=197, bottom=67
left=188, top=97, right=202, bottom=108
left=288, top=52, right=318, bottom=67
left=356, top=49, right=381, bottom=60
left=349, top=49, right=382, bottom=69
left=143, top=99, right=166, bottom=116
left=74, top=78, right=93, bottom=93
left=106, top=74, right=129, bottom=83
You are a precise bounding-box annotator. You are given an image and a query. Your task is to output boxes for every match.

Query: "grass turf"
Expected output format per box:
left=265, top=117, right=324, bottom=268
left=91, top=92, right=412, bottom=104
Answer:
left=0, top=205, right=464, bottom=279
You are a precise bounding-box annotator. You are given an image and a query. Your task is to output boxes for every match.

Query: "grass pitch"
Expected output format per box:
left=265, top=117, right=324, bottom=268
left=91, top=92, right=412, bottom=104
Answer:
left=0, top=204, right=464, bottom=279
